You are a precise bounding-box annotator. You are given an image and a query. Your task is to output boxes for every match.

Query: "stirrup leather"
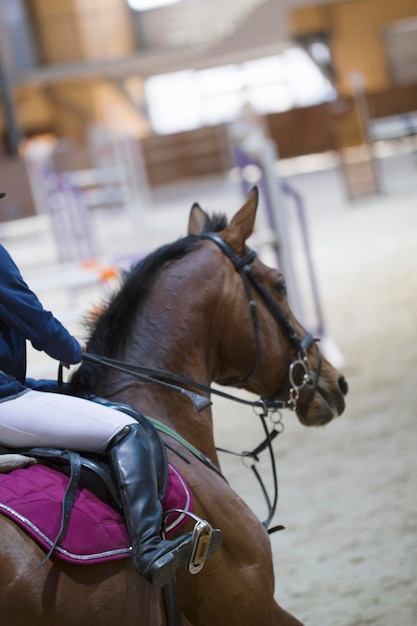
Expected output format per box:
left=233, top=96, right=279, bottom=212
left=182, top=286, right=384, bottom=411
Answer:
left=162, top=509, right=216, bottom=575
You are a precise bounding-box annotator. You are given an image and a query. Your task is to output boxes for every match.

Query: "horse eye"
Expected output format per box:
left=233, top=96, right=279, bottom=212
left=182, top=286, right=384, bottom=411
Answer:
left=274, top=276, right=287, bottom=297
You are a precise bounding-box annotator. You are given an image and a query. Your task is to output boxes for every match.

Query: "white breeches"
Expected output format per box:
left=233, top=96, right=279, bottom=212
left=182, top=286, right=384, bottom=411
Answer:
left=0, top=390, right=137, bottom=454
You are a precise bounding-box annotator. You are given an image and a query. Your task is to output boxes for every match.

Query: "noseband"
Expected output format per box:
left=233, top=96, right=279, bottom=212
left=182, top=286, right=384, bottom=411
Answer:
left=199, top=234, right=321, bottom=412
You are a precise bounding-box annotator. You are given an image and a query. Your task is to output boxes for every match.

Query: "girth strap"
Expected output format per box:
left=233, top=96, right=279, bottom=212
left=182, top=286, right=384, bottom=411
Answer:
left=38, top=450, right=82, bottom=566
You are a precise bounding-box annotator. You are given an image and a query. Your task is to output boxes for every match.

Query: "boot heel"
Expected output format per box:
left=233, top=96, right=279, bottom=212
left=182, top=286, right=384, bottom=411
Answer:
left=146, top=552, right=176, bottom=588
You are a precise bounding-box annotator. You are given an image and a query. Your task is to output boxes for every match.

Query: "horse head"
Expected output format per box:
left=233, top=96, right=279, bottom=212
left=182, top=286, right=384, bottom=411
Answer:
left=188, top=187, right=348, bottom=426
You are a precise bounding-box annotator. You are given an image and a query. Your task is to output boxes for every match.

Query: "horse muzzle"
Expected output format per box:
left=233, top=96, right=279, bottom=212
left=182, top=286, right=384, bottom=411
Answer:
left=296, top=374, right=348, bottom=426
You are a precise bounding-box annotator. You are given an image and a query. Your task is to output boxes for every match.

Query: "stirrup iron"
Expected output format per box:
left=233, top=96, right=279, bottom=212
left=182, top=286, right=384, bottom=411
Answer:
left=162, top=509, right=219, bottom=575
left=188, top=519, right=212, bottom=575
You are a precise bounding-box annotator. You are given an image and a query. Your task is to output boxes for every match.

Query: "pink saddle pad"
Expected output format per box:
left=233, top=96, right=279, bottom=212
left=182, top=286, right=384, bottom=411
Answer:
left=0, top=462, right=193, bottom=565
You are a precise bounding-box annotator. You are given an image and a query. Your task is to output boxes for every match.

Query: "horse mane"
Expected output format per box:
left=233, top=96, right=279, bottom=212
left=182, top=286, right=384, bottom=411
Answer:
left=70, top=211, right=228, bottom=394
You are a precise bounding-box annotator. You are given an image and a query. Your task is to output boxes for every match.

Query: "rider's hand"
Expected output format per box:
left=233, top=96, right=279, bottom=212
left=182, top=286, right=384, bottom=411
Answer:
left=61, top=338, right=87, bottom=368
left=77, top=338, right=87, bottom=354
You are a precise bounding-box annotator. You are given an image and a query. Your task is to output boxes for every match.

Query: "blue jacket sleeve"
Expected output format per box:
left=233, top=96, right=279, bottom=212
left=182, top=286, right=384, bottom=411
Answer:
left=0, top=245, right=82, bottom=365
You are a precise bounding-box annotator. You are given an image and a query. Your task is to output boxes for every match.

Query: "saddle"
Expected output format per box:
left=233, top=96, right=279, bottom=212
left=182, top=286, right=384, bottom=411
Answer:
left=0, top=401, right=194, bottom=565
left=0, top=444, right=120, bottom=508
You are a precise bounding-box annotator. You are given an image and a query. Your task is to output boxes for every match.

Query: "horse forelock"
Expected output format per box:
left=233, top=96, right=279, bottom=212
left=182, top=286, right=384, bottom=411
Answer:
left=203, top=212, right=228, bottom=233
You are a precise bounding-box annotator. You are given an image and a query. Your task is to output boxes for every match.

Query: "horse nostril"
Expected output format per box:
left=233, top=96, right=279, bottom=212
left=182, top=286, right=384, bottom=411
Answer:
left=339, top=376, right=348, bottom=396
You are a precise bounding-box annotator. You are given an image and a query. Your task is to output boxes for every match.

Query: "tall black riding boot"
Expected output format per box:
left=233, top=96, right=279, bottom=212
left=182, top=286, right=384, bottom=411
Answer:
left=107, top=421, right=222, bottom=588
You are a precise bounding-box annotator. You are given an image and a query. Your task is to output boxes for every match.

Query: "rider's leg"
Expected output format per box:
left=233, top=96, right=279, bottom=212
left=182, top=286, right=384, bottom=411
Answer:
left=0, top=389, right=135, bottom=452
left=107, top=420, right=200, bottom=587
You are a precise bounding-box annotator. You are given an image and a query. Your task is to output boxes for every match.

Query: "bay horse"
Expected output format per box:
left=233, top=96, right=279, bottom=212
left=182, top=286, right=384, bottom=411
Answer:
left=0, top=188, right=347, bottom=625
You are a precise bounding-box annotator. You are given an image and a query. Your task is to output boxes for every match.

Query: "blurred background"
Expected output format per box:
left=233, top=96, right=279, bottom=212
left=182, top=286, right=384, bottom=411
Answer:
left=0, top=2, right=416, bottom=624
left=1, top=0, right=416, bottom=215
left=1, top=0, right=416, bottom=340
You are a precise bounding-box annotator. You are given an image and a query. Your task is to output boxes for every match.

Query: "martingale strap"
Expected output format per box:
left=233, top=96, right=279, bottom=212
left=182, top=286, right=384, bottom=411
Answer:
left=146, top=417, right=226, bottom=481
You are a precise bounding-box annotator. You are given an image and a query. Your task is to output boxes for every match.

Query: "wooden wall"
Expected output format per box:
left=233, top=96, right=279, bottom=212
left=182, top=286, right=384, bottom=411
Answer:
left=141, top=84, right=417, bottom=184
left=141, top=125, right=232, bottom=185
left=290, top=0, right=417, bottom=96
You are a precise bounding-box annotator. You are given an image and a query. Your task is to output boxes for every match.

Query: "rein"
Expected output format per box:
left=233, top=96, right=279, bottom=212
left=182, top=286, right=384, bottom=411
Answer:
left=82, top=352, right=289, bottom=412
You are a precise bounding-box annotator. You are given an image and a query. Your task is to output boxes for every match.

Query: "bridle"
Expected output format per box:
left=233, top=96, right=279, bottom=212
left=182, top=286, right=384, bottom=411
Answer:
left=199, top=233, right=322, bottom=413
left=82, top=233, right=321, bottom=415
left=78, top=232, right=323, bottom=532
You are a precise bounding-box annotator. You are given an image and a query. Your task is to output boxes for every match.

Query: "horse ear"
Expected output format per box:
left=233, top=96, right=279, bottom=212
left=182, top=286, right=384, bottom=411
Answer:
left=223, top=187, right=258, bottom=248
left=188, top=203, right=208, bottom=235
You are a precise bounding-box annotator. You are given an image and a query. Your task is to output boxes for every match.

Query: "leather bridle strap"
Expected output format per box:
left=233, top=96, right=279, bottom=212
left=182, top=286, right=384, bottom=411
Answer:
left=201, top=234, right=262, bottom=383
left=82, top=352, right=287, bottom=411
left=232, top=249, right=262, bottom=383
left=199, top=233, right=320, bottom=410
left=199, top=233, right=315, bottom=360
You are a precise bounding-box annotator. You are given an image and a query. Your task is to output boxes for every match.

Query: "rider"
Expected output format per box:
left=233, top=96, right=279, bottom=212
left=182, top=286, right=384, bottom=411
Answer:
left=0, top=193, right=220, bottom=587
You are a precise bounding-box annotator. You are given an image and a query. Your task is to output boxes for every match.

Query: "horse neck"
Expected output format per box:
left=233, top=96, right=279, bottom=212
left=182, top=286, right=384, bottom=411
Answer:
left=108, top=274, right=221, bottom=463
left=112, top=357, right=220, bottom=465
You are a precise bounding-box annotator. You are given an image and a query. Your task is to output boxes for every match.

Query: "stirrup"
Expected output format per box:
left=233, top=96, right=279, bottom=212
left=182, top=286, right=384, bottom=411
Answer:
left=162, top=509, right=220, bottom=575
left=188, top=519, right=212, bottom=574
